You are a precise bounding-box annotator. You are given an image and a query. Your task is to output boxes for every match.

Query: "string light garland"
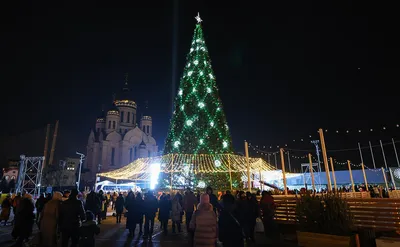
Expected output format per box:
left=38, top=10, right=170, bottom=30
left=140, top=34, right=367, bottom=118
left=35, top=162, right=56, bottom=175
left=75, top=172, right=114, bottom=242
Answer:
left=249, top=139, right=400, bottom=154
left=97, top=154, right=276, bottom=180
left=248, top=124, right=399, bottom=152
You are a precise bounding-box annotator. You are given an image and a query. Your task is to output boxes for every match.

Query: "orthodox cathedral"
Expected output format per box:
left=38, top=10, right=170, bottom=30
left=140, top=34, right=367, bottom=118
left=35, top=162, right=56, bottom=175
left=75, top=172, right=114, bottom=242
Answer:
left=84, top=78, right=158, bottom=183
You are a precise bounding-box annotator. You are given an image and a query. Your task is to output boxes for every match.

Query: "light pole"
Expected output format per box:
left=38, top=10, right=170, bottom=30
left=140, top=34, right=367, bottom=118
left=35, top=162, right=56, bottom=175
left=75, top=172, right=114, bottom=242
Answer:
left=76, top=152, right=85, bottom=191
left=311, top=140, right=322, bottom=190
left=59, top=160, right=66, bottom=188
left=311, top=140, right=322, bottom=173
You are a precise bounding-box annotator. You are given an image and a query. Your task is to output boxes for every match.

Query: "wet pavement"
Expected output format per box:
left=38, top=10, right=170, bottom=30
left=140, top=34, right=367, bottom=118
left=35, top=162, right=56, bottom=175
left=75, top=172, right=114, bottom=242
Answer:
left=0, top=211, right=298, bottom=246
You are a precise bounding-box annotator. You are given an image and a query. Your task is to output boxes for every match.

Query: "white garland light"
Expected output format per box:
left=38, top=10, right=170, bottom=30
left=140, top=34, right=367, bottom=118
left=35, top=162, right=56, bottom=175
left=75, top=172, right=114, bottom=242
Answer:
left=186, top=119, right=193, bottom=126
left=97, top=154, right=276, bottom=180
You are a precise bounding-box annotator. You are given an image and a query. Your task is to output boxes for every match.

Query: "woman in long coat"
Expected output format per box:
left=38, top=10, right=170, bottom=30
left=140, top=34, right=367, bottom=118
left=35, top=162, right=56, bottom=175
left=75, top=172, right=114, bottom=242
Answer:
left=125, top=192, right=136, bottom=237
left=190, top=194, right=218, bottom=247
left=12, top=194, right=35, bottom=247
left=39, top=191, right=63, bottom=247
left=158, top=194, right=171, bottom=235
left=171, top=194, right=182, bottom=233
left=126, top=192, right=144, bottom=236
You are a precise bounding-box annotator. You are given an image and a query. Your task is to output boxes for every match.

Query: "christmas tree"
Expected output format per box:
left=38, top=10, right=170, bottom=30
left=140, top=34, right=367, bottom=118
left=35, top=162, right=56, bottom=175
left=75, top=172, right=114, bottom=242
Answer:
left=164, top=14, right=233, bottom=155
left=162, top=14, right=241, bottom=190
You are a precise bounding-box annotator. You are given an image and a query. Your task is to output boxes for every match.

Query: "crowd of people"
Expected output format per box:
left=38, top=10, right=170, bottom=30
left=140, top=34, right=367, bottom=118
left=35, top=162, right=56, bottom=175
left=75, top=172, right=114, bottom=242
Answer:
left=0, top=186, right=278, bottom=247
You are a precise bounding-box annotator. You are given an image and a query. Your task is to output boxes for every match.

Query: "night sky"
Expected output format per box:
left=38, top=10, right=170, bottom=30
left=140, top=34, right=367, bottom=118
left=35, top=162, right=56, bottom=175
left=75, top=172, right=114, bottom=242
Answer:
left=1, top=1, right=399, bottom=171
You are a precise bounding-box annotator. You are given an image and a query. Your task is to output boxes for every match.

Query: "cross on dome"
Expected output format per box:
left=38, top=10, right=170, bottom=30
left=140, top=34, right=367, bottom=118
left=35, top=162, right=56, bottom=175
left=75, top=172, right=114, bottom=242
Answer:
left=195, top=12, right=202, bottom=23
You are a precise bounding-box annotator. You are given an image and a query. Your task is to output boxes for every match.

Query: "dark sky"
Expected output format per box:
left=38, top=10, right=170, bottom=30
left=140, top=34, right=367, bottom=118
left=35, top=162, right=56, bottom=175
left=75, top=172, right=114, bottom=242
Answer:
left=1, top=1, right=399, bottom=170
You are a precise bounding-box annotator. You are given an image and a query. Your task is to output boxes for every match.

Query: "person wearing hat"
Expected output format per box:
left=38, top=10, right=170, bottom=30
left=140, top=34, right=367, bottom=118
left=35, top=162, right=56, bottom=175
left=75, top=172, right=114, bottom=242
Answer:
left=59, top=189, right=86, bottom=247
left=189, top=194, right=218, bottom=246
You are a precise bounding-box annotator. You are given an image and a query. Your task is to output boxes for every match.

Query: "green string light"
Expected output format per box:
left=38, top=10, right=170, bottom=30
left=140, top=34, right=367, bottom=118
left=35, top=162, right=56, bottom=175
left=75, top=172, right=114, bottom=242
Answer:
left=164, top=23, right=233, bottom=155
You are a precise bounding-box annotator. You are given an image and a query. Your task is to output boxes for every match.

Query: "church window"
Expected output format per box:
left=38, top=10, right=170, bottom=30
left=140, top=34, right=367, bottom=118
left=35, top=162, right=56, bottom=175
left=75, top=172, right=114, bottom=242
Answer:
left=127, top=112, right=130, bottom=123
left=133, top=114, right=135, bottom=124
left=129, top=148, right=133, bottom=162
left=111, top=148, right=115, bottom=166
left=146, top=125, right=149, bottom=134
left=134, top=146, right=137, bottom=159
left=143, top=126, right=145, bottom=132
left=113, top=121, right=116, bottom=129
left=120, top=111, right=124, bottom=123
left=97, top=128, right=100, bottom=132
left=108, top=121, right=111, bottom=129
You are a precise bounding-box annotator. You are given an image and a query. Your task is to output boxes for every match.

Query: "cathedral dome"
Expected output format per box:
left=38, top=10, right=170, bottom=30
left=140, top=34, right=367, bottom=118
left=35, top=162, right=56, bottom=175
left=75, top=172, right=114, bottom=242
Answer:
left=107, top=105, right=119, bottom=116
left=96, top=110, right=106, bottom=123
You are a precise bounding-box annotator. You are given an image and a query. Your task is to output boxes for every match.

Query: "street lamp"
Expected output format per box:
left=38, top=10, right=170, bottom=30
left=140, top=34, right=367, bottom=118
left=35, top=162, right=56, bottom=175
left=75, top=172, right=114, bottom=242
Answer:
left=76, top=152, right=85, bottom=191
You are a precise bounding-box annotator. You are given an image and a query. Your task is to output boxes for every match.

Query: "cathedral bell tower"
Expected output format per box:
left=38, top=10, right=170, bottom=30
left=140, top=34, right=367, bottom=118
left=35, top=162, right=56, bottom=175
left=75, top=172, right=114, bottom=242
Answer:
left=114, top=73, right=137, bottom=134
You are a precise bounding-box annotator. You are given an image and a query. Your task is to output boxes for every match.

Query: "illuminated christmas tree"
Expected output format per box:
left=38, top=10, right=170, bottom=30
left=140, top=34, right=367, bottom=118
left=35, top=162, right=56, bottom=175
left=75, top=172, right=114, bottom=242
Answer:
left=164, top=14, right=233, bottom=155
left=161, top=14, right=241, bottom=190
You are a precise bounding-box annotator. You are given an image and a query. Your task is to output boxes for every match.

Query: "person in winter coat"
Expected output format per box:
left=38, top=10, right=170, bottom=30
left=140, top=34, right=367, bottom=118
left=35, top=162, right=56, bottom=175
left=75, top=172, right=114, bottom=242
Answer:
left=79, top=211, right=100, bottom=247
left=98, top=190, right=107, bottom=221
left=115, top=193, right=125, bottom=223
left=125, top=192, right=144, bottom=237
left=39, top=191, right=63, bottom=247
left=12, top=193, right=21, bottom=215
left=59, top=189, right=86, bottom=247
left=206, top=186, right=222, bottom=213
left=143, top=191, right=158, bottom=239
left=183, top=189, right=197, bottom=231
left=260, top=191, right=277, bottom=239
left=0, top=194, right=12, bottom=225
left=158, top=194, right=171, bottom=236
left=218, top=196, right=244, bottom=247
left=235, top=191, right=252, bottom=241
left=246, top=193, right=260, bottom=242
left=171, top=194, right=183, bottom=233
left=85, top=191, right=101, bottom=224
left=35, top=193, right=47, bottom=224
left=12, top=194, right=35, bottom=247
left=189, top=194, right=218, bottom=247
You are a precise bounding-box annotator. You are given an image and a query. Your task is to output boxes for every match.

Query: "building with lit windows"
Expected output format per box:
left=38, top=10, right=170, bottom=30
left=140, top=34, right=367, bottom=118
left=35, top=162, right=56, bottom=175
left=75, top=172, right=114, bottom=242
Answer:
left=84, top=79, right=158, bottom=184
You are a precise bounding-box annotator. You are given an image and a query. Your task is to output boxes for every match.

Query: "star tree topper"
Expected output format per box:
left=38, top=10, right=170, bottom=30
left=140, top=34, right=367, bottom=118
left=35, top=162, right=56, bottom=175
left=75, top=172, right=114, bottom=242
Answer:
left=195, top=12, right=203, bottom=23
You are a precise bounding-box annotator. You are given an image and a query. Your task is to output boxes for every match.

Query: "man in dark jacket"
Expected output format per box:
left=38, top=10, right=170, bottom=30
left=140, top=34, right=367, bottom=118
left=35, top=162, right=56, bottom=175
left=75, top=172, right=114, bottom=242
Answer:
left=85, top=191, right=101, bottom=223
left=206, top=186, right=222, bottom=213
left=143, top=191, right=158, bottom=239
left=59, top=189, right=86, bottom=247
left=114, top=193, right=125, bottom=223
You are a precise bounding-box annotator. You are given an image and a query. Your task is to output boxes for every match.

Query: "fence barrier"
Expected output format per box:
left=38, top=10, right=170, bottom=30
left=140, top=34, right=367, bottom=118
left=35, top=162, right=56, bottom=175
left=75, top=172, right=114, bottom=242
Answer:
left=272, top=192, right=400, bottom=231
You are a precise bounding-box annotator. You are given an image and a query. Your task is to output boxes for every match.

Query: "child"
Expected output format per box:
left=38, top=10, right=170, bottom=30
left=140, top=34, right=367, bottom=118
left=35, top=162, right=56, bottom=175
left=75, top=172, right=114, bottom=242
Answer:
left=79, top=210, right=100, bottom=247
